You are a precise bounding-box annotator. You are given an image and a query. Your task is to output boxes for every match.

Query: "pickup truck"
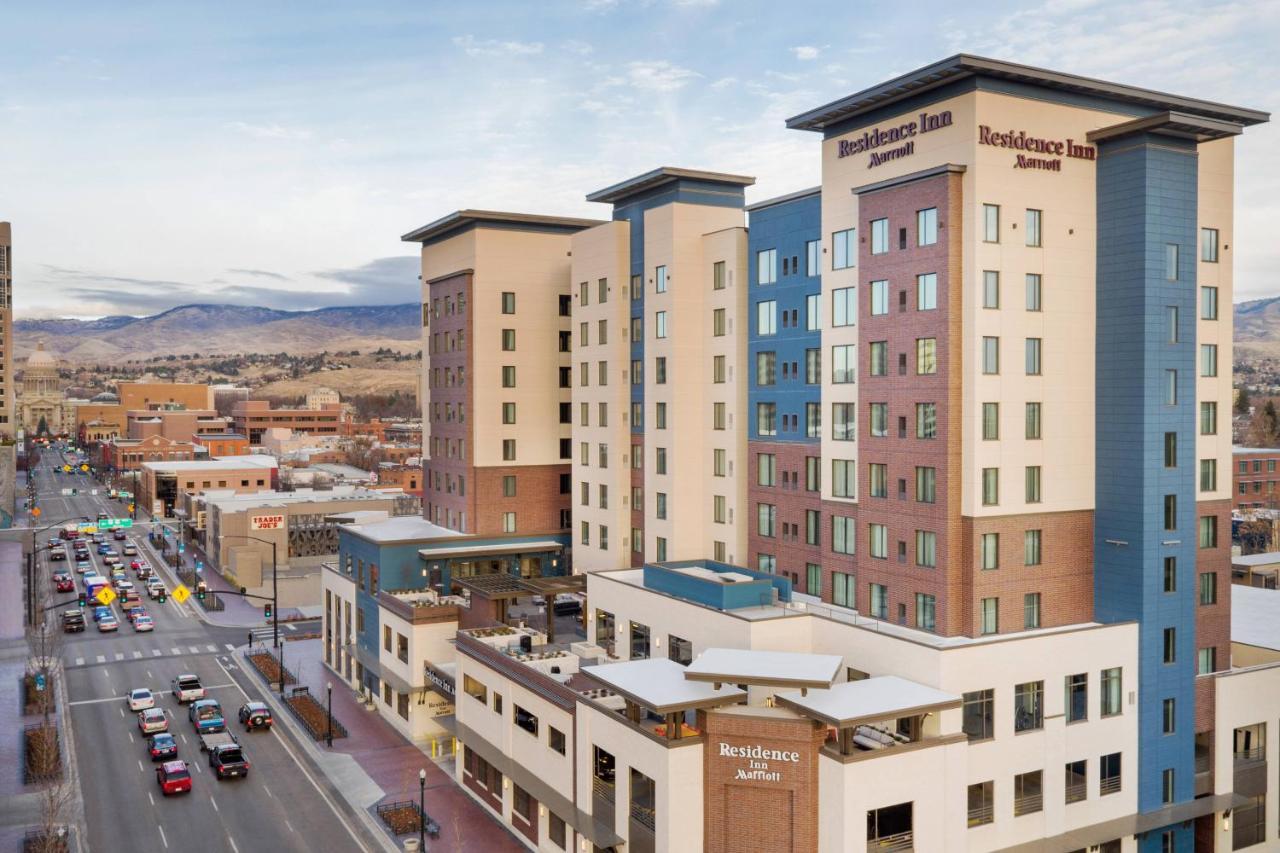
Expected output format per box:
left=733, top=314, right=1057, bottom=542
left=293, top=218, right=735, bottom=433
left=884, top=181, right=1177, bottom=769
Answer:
left=189, top=698, right=225, bottom=734
left=207, top=742, right=250, bottom=779
left=171, top=674, right=205, bottom=703
left=61, top=609, right=85, bottom=633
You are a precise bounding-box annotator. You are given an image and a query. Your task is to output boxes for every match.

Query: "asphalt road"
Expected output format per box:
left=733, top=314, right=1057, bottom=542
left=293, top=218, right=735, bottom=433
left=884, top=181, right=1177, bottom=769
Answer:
left=29, top=448, right=374, bottom=853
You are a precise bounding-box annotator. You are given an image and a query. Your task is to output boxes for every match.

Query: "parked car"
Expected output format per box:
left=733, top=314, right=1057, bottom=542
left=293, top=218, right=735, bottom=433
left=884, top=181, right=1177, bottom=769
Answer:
left=155, top=760, right=191, bottom=796
left=127, top=688, right=155, bottom=711
left=237, top=702, right=273, bottom=731
left=148, top=732, right=178, bottom=761
left=138, top=707, right=168, bottom=734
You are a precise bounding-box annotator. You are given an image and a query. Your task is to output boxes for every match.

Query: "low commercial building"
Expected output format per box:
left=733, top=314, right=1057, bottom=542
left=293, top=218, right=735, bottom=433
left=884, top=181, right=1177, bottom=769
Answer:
left=1234, top=446, right=1280, bottom=510
left=139, top=454, right=278, bottom=517
left=193, top=432, right=249, bottom=457
left=1231, top=585, right=1280, bottom=667
left=231, top=400, right=346, bottom=444
left=1232, top=552, right=1280, bottom=589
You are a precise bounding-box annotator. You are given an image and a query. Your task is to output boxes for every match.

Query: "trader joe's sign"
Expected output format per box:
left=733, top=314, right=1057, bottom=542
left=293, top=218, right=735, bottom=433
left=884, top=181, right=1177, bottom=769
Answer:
left=250, top=514, right=285, bottom=530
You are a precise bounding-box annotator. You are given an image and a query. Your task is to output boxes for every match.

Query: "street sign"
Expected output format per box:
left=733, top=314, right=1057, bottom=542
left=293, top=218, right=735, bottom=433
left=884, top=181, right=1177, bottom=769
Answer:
left=171, top=584, right=190, bottom=605
left=79, top=464, right=88, bottom=472
left=119, top=490, right=132, bottom=499
left=34, top=674, right=45, bottom=692
left=61, top=465, right=70, bottom=473
left=195, top=560, right=203, bottom=573
left=97, top=518, right=133, bottom=530
left=94, top=587, right=116, bottom=607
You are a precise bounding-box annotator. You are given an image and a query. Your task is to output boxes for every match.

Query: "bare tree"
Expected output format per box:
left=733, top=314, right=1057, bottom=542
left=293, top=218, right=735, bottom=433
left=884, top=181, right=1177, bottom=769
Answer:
left=341, top=435, right=383, bottom=472
left=30, top=729, right=74, bottom=853
left=26, top=574, right=65, bottom=727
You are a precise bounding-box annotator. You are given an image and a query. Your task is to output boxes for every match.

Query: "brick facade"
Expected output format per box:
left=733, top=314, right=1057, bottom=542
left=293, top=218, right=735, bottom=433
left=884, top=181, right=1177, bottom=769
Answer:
left=747, top=439, right=823, bottom=594
left=1232, top=449, right=1280, bottom=510
left=1195, top=498, right=1232, bottom=732
left=423, top=271, right=474, bottom=531
left=473, top=463, right=569, bottom=537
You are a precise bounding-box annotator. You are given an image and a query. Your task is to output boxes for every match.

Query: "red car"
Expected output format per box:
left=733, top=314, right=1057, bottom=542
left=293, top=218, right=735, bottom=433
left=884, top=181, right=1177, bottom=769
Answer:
left=54, top=576, right=74, bottom=593
left=130, top=560, right=143, bottom=571
left=155, top=760, right=192, bottom=796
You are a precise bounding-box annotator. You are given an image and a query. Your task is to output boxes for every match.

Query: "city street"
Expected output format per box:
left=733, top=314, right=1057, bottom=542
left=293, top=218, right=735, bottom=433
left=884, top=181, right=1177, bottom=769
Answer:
left=29, top=448, right=378, bottom=853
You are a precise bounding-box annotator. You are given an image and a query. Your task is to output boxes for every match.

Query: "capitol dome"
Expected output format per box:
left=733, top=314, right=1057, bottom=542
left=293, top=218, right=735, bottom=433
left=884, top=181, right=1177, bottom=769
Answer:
left=25, top=341, right=57, bottom=370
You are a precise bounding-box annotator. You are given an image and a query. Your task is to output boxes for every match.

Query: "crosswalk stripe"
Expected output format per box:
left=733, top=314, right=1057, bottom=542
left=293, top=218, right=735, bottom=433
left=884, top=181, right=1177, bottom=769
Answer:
left=224, top=644, right=235, bottom=651
left=114, top=653, right=123, bottom=661
left=188, top=646, right=200, bottom=655
left=75, top=658, right=84, bottom=666
left=170, top=648, right=180, bottom=655
left=152, top=649, right=162, bottom=657
left=206, top=645, right=217, bottom=652
left=132, top=651, right=142, bottom=659
left=96, top=655, right=105, bottom=664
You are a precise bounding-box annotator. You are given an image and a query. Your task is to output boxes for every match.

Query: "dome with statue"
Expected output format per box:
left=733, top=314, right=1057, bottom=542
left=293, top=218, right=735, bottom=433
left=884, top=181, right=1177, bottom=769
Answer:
left=17, top=341, right=73, bottom=436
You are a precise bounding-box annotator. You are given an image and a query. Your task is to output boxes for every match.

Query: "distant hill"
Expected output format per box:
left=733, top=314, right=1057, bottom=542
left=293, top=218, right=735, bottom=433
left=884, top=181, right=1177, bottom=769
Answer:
left=1236, top=296, right=1280, bottom=342
left=14, top=303, right=420, bottom=361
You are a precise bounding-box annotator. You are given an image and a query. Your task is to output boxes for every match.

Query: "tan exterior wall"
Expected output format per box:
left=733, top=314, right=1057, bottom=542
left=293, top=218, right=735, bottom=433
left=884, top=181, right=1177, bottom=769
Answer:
left=118, top=382, right=213, bottom=411
left=0, top=223, right=13, bottom=439
left=1197, top=136, right=1234, bottom=502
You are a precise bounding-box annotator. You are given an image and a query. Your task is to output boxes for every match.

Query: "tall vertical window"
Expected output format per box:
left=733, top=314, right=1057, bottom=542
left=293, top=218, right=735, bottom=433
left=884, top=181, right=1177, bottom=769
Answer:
left=1167, top=305, right=1179, bottom=343
left=655, top=265, right=668, bottom=293
left=833, top=345, right=855, bottom=383
left=711, top=355, right=723, bottom=383
left=1201, top=286, right=1219, bottom=320
left=870, top=218, right=889, bottom=254
left=917, top=208, right=938, bottom=246
left=832, top=572, right=854, bottom=608
left=1026, top=402, right=1042, bottom=439
left=631, top=274, right=642, bottom=300
left=1164, top=432, right=1177, bottom=468
left=1200, top=459, right=1217, bottom=492
left=655, top=311, right=667, bottom=339
left=757, top=300, right=777, bottom=335
left=1162, top=698, right=1176, bottom=734
left=757, top=249, right=777, bottom=285
left=1161, top=769, right=1175, bottom=805
left=1164, top=244, right=1179, bottom=281
left=982, top=204, right=1000, bottom=243
left=806, top=563, right=821, bottom=595
left=869, top=582, right=888, bottom=616
left=1163, top=494, right=1177, bottom=531
left=833, top=287, right=857, bottom=326
left=1025, top=338, right=1042, bottom=375
left=1199, top=515, right=1218, bottom=549
left=868, top=463, right=887, bottom=498
left=805, top=240, right=820, bottom=277
left=867, top=341, right=886, bottom=377
left=832, top=228, right=855, bottom=269
left=806, top=402, right=821, bottom=438
left=982, top=468, right=999, bottom=506
left=983, top=271, right=1000, bottom=309
left=756, top=403, right=776, bottom=437
left=502, top=402, right=517, bottom=424
left=1025, top=209, right=1042, bottom=247
left=915, top=593, right=936, bottom=631
left=501, top=292, right=516, bottom=313
left=579, top=281, right=589, bottom=306
left=916, top=273, right=937, bottom=310
left=806, top=293, right=821, bottom=329
left=980, top=598, right=998, bottom=635
left=757, top=503, right=776, bottom=537
left=1024, top=593, right=1042, bottom=629
left=915, top=403, right=936, bottom=439
left=982, top=337, right=999, bottom=374
left=1163, top=627, right=1177, bottom=663
left=869, top=281, right=888, bottom=317
left=1201, top=227, right=1219, bottom=262
left=805, top=511, right=820, bottom=545
left=1164, top=556, right=1177, bottom=593
left=1165, top=369, right=1177, bottom=405
left=915, top=530, right=937, bottom=568
left=1199, top=571, right=1217, bottom=605
left=1200, top=344, right=1218, bottom=377
left=756, top=351, right=776, bottom=386
left=915, top=466, right=936, bottom=503
left=981, top=532, right=999, bottom=570
left=832, top=403, right=856, bottom=441
left=1100, top=669, right=1122, bottom=717
left=502, top=329, right=516, bottom=350
left=502, top=366, right=517, bottom=387
left=805, top=348, right=821, bottom=385
left=1014, top=681, right=1044, bottom=731
left=832, top=459, right=855, bottom=498
left=916, top=338, right=937, bottom=375
left=1025, top=274, right=1042, bottom=311
left=713, top=261, right=725, bottom=290
left=1024, top=529, right=1042, bottom=566
left=832, top=516, right=854, bottom=555
left=982, top=403, right=999, bottom=440
left=598, top=278, right=608, bottom=302
left=712, top=308, right=725, bottom=336
left=869, top=403, right=887, bottom=437
left=655, top=493, right=667, bottom=520
left=962, top=689, right=994, bottom=741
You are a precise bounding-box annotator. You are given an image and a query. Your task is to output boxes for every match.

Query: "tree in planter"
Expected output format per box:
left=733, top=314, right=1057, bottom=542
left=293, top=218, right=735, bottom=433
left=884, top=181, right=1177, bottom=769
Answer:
left=28, top=727, right=74, bottom=853
left=26, top=576, right=64, bottom=726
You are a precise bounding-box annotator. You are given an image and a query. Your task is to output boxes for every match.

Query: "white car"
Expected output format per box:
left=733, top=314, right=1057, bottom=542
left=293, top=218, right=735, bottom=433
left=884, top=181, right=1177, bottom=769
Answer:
left=127, top=688, right=156, bottom=711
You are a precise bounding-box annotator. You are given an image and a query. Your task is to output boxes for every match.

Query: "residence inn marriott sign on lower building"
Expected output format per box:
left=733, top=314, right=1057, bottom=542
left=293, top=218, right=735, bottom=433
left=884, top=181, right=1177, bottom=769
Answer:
left=398, top=54, right=1280, bottom=853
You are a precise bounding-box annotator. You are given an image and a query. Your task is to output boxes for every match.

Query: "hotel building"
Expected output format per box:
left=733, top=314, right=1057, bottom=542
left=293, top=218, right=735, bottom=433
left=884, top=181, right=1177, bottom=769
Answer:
left=384, top=55, right=1278, bottom=853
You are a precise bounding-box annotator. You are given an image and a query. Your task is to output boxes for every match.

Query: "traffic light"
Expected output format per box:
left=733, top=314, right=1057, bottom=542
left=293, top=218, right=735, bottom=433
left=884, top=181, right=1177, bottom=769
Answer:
left=263, top=602, right=273, bottom=619
left=196, top=587, right=206, bottom=601
left=158, top=589, right=166, bottom=603
left=77, top=592, right=86, bottom=608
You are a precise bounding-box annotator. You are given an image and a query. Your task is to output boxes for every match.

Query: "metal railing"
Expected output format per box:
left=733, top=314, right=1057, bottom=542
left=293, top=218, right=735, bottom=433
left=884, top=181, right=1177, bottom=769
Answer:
left=629, top=803, right=656, bottom=832
left=1065, top=782, right=1087, bottom=804
left=1100, top=776, right=1121, bottom=796
left=1013, top=793, right=1043, bottom=816
left=867, top=830, right=913, bottom=852
left=1234, top=746, right=1266, bottom=763
left=966, top=806, right=992, bottom=827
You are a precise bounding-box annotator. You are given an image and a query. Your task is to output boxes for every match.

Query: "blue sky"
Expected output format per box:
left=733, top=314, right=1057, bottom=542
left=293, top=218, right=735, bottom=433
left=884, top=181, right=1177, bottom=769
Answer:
left=3, top=0, right=1277, bottom=317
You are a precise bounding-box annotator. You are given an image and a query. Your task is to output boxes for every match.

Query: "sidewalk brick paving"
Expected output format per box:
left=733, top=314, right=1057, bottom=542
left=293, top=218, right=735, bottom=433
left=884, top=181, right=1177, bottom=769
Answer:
left=283, top=638, right=523, bottom=853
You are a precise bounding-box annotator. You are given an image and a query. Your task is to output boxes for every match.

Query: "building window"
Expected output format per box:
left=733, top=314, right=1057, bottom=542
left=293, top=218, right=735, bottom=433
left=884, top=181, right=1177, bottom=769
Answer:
left=980, top=597, right=998, bottom=635
left=1025, top=466, right=1041, bottom=504
left=501, top=291, right=516, bottom=314
left=1066, top=673, right=1087, bottom=723
left=1161, top=768, right=1174, bottom=805
left=917, top=273, right=937, bottom=310
left=806, top=402, right=821, bottom=437
left=870, top=218, right=889, bottom=254
left=915, top=403, right=936, bottom=439
left=869, top=582, right=888, bottom=618
left=757, top=248, right=777, bottom=285
left=502, top=402, right=516, bottom=424
left=982, top=402, right=999, bottom=440
left=757, top=503, right=776, bottom=538
left=805, top=292, right=820, bottom=330
left=867, top=341, right=885, bottom=377
left=1201, top=227, right=1219, bottom=262
left=1163, top=494, right=1177, bottom=531
left=915, top=466, right=936, bottom=504
left=1014, top=681, right=1044, bottom=732
left=1197, top=647, right=1217, bottom=674
left=869, top=402, right=887, bottom=437
left=1100, top=752, right=1121, bottom=795
left=630, top=622, right=651, bottom=659
left=832, top=572, right=854, bottom=609
left=915, top=531, right=936, bottom=568
left=962, top=689, right=994, bottom=741
left=1165, top=243, right=1180, bottom=281
left=712, top=307, right=726, bottom=337
left=655, top=493, right=667, bottom=520
left=869, top=524, right=887, bottom=559
left=983, top=270, right=1000, bottom=309
left=757, top=300, right=777, bottom=335
left=463, top=675, right=487, bottom=704
left=982, top=337, right=999, bottom=374
left=756, top=351, right=776, bottom=386
left=503, top=439, right=516, bottom=461
left=1199, top=515, right=1217, bottom=548
left=1199, top=571, right=1217, bottom=605
left=832, top=516, right=854, bottom=556
left=502, top=512, right=516, bottom=533
left=502, top=329, right=516, bottom=351
left=916, top=338, right=937, bottom=375
left=757, top=403, right=776, bottom=437
left=1200, top=458, right=1217, bottom=492
left=1201, top=285, right=1218, bottom=320
left=713, top=495, right=726, bottom=523
left=1024, top=593, right=1041, bottom=629
left=1100, top=668, right=1122, bottom=717
left=1201, top=343, right=1217, bottom=377
left=1025, top=209, right=1042, bottom=247
left=1162, top=697, right=1176, bottom=734
left=655, top=265, right=667, bottom=293
left=833, top=459, right=855, bottom=499
left=916, top=208, right=938, bottom=246
left=757, top=453, right=776, bottom=487
left=1024, top=529, right=1042, bottom=566
left=806, top=348, right=822, bottom=385
left=805, top=510, right=820, bottom=545
left=832, top=228, right=855, bottom=269
left=831, top=286, right=857, bottom=326
left=655, top=310, right=667, bottom=339
left=1025, top=338, right=1042, bottom=375
left=832, top=403, right=856, bottom=441
left=806, top=563, right=821, bottom=596
left=1163, top=627, right=1177, bottom=663
left=668, top=635, right=692, bottom=666
left=983, top=204, right=1000, bottom=243
left=1025, top=273, right=1042, bottom=311
left=712, top=260, right=725, bottom=290
left=968, top=781, right=994, bottom=827
left=1065, top=760, right=1087, bottom=805
left=1164, top=431, right=1177, bottom=468
left=868, top=463, right=887, bottom=498
left=1165, top=369, right=1177, bottom=405
left=514, top=704, right=539, bottom=736
left=757, top=553, right=776, bottom=574
left=869, top=281, right=888, bottom=317
left=982, top=468, right=999, bottom=506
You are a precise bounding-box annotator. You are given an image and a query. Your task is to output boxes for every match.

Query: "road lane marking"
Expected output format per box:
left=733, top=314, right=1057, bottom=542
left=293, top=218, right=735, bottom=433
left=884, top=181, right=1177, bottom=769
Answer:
left=158, top=825, right=168, bottom=849
left=286, top=623, right=297, bottom=631
left=148, top=791, right=154, bottom=806
left=283, top=819, right=293, bottom=832
left=146, top=670, right=152, bottom=679
left=152, top=649, right=162, bottom=657
left=225, top=644, right=235, bottom=651
left=227, top=834, right=238, bottom=853
left=188, top=646, right=200, bottom=655
left=206, top=644, right=217, bottom=652
left=194, top=760, right=202, bottom=773
left=132, top=651, right=142, bottom=659
left=74, top=658, right=84, bottom=666
left=114, top=653, right=124, bottom=661
left=138, top=759, right=144, bottom=773
left=96, top=655, right=105, bottom=664
left=119, top=707, right=125, bottom=717
left=128, top=731, right=134, bottom=743
left=180, top=733, right=188, bottom=744
left=210, top=796, right=219, bottom=812
left=263, top=786, right=274, bottom=799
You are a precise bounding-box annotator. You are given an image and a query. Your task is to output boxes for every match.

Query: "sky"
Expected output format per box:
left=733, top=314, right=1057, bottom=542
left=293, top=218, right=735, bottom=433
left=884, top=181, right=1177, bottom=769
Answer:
left=2, top=0, right=1277, bottom=318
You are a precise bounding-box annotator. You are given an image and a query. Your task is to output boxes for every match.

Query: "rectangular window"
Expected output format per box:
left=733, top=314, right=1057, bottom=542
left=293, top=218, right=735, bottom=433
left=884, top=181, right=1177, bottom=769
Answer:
left=805, top=292, right=820, bottom=329
left=982, top=337, right=999, bottom=374
left=915, top=403, right=936, bottom=439
left=1100, top=668, right=1122, bottom=717
left=1201, top=227, right=1219, bottom=262
left=655, top=265, right=667, bottom=293
left=655, top=493, right=667, bottom=520
left=1161, top=769, right=1174, bottom=805
left=1164, top=432, right=1177, bottom=468
left=980, top=598, right=998, bottom=635
left=915, top=530, right=936, bottom=568
left=982, top=468, right=999, bottom=506
left=962, top=689, right=994, bottom=741
left=654, top=310, right=667, bottom=339
left=917, top=273, right=937, bottom=310
left=832, top=286, right=856, bottom=326
left=1025, top=338, right=1042, bottom=375
left=869, top=280, right=888, bottom=316
left=502, top=329, right=516, bottom=351
left=711, top=308, right=726, bottom=337
left=655, top=447, right=667, bottom=475
left=514, top=704, right=539, bottom=736
left=1100, top=752, right=1122, bottom=795
left=1025, top=209, right=1042, bottom=247
left=1167, top=305, right=1179, bottom=343
left=1025, top=466, right=1041, bottom=504
left=1165, top=244, right=1179, bottom=281
left=806, top=402, right=821, bottom=438
left=832, top=403, right=856, bottom=441
left=1065, top=760, right=1087, bottom=805
left=1200, top=343, right=1217, bottom=377
left=1197, top=647, right=1217, bottom=675
left=1163, top=494, right=1177, bottom=531
left=1163, top=556, right=1177, bottom=593
left=1162, top=697, right=1176, bottom=734
left=805, top=240, right=819, bottom=277
left=870, top=218, right=889, bottom=254
left=916, top=338, right=937, bottom=374
left=501, top=291, right=516, bottom=314
left=917, top=207, right=938, bottom=246
left=712, top=260, right=725, bottom=290
left=1025, top=273, right=1042, bottom=311
left=1166, top=369, right=1177, bottom=405
left=1066, top=673, right=1087, bottom=723
left=1201, top=286, right=1219, bottom=320
left=1024, top=529, right=1042, bottom=566
left=1014, top=681, right=1044, bottom=732
left=915, top=466, right=936, bottom=504
left=712, top=402, right=725, bottom=430
left=1199, top=515, right=1217, bottom=548
left=1163, top=627, right=1176, bottom=663
left=867, top=342, right=886, bottom=377
left=756, top=403, right=776, bottom=437
left=869, top=582, right=887, bottom=617
left=806, top=563, right=821, bottom=596
left=757, top=300, right=777, bottom=335
left=757, top=453, right=776, bottom=487
left=981, top=532, right=999, bottom=570
left=756, top=351, right=776, bottom=386
left=968, top=781, right=994, bottom=827
left=756, top=248, right=777, bottom=285
left=915, top=592, right=936, bottom=630
left=502, top=402, right=516, bottom=424
left=832, top=572, right=855, bottom=609
left=1200, top=401, right=1217, bottom=435
left=868, top=463, right=887, bottom=498
left=502, top=365, right=516, bottom=388
left=832, top=228, right=855, bottom=269
left=1199, top=571, right=1217, bottom=605
left=805, top=510, right=820, bottom=546
left=1199, top=458, right=1217, bottom=492
left=502, top=512, right=516, bottom=533
left=832, top=459, right=855, bottom=498
left=1025, top=402, right=1042, bottom=440
left=983, top=204, right=1000, bottom=243
left=983, top=270, right=1000, bottom=309
left=981, top=402, right=999, bottom=440
left=757, top=503, right=776, bottom=538
left=832, top=516, right=855, bottom=556
left=503, top=439, right=516, bottom=461
left=869, top=403, right=887, bottom=438
left=869, top=524, right=887, bottom=559
left=805, top=348, right=821, bottom=384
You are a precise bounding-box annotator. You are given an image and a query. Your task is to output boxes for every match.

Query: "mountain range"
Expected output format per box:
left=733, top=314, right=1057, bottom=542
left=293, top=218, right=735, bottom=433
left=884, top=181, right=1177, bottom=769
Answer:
left=1235, top=295, right=1280, bottom=342
left=14, top=303, right=420, bottom=361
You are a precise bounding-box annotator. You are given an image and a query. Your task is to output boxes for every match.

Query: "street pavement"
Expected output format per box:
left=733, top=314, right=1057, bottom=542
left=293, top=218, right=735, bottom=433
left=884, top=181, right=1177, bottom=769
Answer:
left=27, top=448, right=386, bottom=853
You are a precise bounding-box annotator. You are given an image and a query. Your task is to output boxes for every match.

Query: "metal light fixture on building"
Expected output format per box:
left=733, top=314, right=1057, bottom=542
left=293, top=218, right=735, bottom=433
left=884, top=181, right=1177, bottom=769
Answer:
left=1222, top=809, right=1232, bottom=831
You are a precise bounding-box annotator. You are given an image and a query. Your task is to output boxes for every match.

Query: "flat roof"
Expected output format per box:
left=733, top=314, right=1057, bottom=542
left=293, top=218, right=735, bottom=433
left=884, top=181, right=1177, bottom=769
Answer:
left=419, top=539, right=563, bottom=560
left=582, top=658, right=747, bottom=714
left=142, top=454, right=277, bottom=473
left=683, top=648, right=841, bottom=690
left=400, top=209, right=603, bottom=244
left=1234, top=446, right=1280, bottom=455
left=786, top=53, right=1269, bottom=132
left=586, top=166, right=755, bottom=204
left=744, top=186, right=821, bottom=213
left=775, top=676, right=960, bottom=728
left=1232, top=585, right=1280, bottom=651
left=342, top=515, right=459, bottom=545
left=1233, top=552, right=1280, bottom=567
left=203, top=486, right=396, bottom=512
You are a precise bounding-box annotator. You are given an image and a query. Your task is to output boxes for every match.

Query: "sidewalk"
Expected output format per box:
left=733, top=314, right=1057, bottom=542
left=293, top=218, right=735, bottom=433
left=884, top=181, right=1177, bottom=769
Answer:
left=269, top=638, right=524, bottom=853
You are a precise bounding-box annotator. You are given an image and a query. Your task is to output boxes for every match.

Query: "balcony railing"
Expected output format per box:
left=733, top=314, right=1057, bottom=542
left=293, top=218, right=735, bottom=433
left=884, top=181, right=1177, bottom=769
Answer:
left=1100, top=776, right=1121, bottom=796
left=1065, top=782, right=1087, bottom=804
left=966, top=806, right=992, bottom=827
left=1235, top=747, right=1266, bottom=764
left=630, top=802, right=656, bottom=832
left=1013, top=794, right=1043, bottom=816
left=867, top=831, right=913, bottom=852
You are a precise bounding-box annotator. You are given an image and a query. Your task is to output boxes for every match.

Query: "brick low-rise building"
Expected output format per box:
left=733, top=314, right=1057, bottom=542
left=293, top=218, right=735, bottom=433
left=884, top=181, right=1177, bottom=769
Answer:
left=1233, top=446, right=1280, bottom=510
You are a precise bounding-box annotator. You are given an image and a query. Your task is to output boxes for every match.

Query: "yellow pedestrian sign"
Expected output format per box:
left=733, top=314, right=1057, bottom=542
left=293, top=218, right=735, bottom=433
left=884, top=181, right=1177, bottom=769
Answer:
left=94, top=587, right=116, bottom=607
left=171, top=584, right=190, bottom=604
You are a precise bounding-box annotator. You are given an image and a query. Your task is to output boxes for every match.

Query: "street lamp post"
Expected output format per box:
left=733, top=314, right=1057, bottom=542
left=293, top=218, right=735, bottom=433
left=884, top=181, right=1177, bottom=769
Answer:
left=326, top=681, right=333, bottom=748
left=220, top=534, right=280, bottom=649
left=419, top=768, right=427, bottom=850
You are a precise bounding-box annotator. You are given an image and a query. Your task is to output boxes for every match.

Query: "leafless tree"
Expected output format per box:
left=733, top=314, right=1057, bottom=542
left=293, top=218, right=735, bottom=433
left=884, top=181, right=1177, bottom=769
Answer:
left=341, top=435, right=383, bottom=472
left=29, top=728, right=74, bottom=853
left=26, top=573, right=65, bottom=727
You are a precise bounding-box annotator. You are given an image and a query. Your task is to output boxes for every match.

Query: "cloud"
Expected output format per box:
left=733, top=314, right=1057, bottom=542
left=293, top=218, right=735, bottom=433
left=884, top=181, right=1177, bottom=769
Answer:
left=225, top=121, right=313, bottom=141
left=451, top=35, right=544, bottom=57
left=226, top=268, right=290, bottom=281
left=792, top=46, right=821, bottom=60
left=561, top=39, right=594, bottom=55
left=311, top=255, right=421, bottom=305
left=627, top=60, right=699, bottom=92
left=710, top=76, right=738, bottom=90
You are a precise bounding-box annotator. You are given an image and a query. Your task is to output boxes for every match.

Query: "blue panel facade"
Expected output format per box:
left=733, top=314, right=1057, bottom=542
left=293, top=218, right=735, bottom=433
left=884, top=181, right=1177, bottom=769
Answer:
left=746, top=192, right=822, bottom=441
left=1094, top=133, right=1198, bottom=834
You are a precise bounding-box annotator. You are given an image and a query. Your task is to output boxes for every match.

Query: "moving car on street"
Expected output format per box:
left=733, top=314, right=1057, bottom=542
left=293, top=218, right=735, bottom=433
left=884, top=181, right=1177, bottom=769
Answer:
left=127, top=688, right=155, bottom=711
left=138, top=707, right=168, bottom=734
left=133, top=615, right=154, bottom=632
left=54, top=575, right=74, bottom=593
left=61, top=610, right=85, bottom=633
left=148, top=733, right=178, bottom=761
left=189, top=699, right=225, bottom=734
left=155, top=760, right=191, bottom=796
left=237, top=702, right=273, bottom=731
left=171, top=674, right=205, bottom=703
left=208, top=742, right=250, bottom=779
left=97, top=614, right=118, bottom=632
